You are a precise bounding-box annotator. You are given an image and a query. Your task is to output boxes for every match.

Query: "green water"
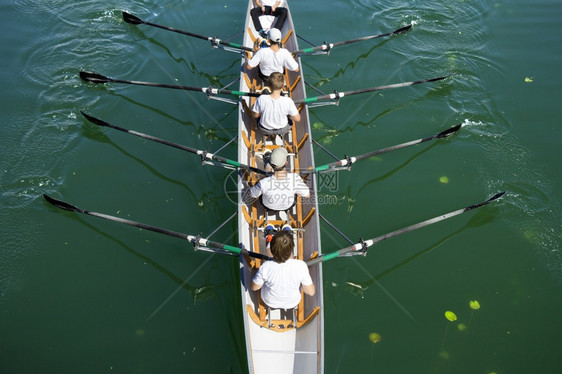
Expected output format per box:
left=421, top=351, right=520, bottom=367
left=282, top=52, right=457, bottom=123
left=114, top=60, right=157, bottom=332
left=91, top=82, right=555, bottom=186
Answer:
left=1, top=0, right=560, bottom=373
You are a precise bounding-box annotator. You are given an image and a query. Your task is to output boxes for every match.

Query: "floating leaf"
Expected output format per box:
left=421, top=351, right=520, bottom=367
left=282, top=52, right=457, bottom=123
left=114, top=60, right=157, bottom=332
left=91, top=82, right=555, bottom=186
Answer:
left=524, top=77, right=533, bottom=83
left=369, top=332, right=381, bottom=343
left=458, top=323, right=467, bottom=331
left=445, top=311, right=457, bottom=322
left=470, top=300, right=481, bottom=310
left=439, top=350, right=450, bottom=359
left=439, top=176, right=449, bottom=184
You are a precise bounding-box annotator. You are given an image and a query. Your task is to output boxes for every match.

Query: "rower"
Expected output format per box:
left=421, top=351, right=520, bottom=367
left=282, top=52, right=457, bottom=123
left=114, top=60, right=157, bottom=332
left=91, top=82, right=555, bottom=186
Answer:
left=250, top=146, right=309, bottom=213
left=245, top=28, right=299, bottom=87
left=248, top=72, right=300, bottom=140
left=250, top=0, right=288, bottom=38
left=250, top=230, right=315, bottom=328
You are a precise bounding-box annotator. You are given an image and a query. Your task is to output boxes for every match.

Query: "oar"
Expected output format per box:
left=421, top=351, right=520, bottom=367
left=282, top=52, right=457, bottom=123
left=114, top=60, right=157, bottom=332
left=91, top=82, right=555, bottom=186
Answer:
left=307, top=192, right=506, bottom=266
left=313, top=123, right=462, bottom=172
left=43, top=194, right=271, bottom=261
left=293, top=24, right=412, bottom=55
left=122, top=11, right=253, bottom=52
left=296, top=75, right=451, bottom=105
left=81, top=112, right=266, bottom=175
left=79, top=71, right=260, bottom=98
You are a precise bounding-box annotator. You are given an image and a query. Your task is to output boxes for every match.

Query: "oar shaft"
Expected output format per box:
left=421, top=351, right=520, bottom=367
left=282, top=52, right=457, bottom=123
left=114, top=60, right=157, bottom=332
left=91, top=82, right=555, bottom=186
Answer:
left=81, top=112, right=199, bottom=153
left=122, top=11, right=252, bottom=52
left=314, top=124, right=462, bottom=172
left=331, top=24, right=412, bottom=47
left=354, top=123, right=462, bottom=161
left=79, top=71, right=260, bottom=97
left=44, top=194, right=191, bottom=240
left=81, top=113, right=266, bottom=175
left=44, top=194, right=270, bottom=261
left=296, top=75, right=451, bottom=104
left=293, top=24, right=412, bottom=55
left=307, top=192, right=506, bottom=266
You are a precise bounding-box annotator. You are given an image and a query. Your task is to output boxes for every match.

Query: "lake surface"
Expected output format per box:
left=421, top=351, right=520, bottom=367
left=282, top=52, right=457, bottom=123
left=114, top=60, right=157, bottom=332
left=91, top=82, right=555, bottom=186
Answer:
left=1, top=0, right=561, bottom=373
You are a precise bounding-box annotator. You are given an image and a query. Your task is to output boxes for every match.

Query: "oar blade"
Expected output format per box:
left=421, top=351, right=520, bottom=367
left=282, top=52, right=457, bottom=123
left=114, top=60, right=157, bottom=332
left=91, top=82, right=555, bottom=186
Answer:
left=80, top=111, right=110, bottom=127
left=488, top=191, right=506, bottom=202
left=80, top=71, right=111, bottom=84
left=466, top=191, right=506, bottom=211
left=122, top=11, right=144, bottom=25
left=392, top=24, right=413, bottom=35
left=44, top=194, right=81, bottom=213
left=436, top=123, right=462, bottom=138
left=425, top=74, right=452, bottom=84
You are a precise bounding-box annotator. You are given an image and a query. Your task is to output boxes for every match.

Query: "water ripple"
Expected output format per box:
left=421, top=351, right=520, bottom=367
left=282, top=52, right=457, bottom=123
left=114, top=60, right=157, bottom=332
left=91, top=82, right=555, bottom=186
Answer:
left=463, top=120, right=562, bottom=281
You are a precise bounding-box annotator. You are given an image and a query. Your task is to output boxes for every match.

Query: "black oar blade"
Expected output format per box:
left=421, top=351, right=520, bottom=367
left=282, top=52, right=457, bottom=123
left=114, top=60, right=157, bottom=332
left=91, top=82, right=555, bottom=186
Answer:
left=80, top=71, right=111, bottom=84
left=122, top=11, right=144, bottom=25
left=44, top=194, right=81, bottom=213
left=488, top=191, right=507, bottom=202
left=437, top=123, right=462, bottom=138
left=467, top=191, right=506, bottom=211
left=80, top=111, right=110, bottom=127
left=425, top=74, right=452, bottom=84
left=392, top=24, right=412, bottom=35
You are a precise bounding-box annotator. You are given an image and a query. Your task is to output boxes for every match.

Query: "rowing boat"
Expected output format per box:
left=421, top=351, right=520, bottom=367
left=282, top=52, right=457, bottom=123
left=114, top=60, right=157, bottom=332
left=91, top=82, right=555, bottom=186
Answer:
left=43, top=4, right=506, bottom=374
left=237, top=1, right=324, bottom=373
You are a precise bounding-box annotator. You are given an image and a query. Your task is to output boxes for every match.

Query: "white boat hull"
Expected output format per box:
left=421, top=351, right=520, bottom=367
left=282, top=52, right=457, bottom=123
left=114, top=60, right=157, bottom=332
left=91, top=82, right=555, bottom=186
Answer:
left=237, top=1, right=324, bottom=373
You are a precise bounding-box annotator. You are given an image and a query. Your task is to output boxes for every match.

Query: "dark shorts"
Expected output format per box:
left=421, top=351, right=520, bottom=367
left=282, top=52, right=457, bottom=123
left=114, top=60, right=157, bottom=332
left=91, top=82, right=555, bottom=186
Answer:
left=258, top=118, right=293, bottom=136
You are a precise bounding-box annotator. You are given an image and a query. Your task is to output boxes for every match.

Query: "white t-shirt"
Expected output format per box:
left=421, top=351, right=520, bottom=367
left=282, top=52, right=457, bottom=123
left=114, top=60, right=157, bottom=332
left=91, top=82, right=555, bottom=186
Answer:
left=250, top=173, right=310, bottom=211
left=252, top=94, right=299, bottom=130
left=247, top=47, right=299, bottom=77
left=261, top=0, right=281, bottom=6
left=253, top=258, right=313, bottom=309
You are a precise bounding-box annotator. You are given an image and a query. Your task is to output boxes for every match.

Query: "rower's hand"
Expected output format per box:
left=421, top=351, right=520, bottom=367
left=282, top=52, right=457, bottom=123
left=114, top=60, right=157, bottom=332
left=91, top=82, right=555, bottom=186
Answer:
left=261, top=6, right=265, bottom=14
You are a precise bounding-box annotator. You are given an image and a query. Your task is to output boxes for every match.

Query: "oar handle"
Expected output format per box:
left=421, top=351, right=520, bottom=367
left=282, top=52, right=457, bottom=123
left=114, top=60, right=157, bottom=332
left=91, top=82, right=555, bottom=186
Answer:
left=197, top=238, right=271, bottom=261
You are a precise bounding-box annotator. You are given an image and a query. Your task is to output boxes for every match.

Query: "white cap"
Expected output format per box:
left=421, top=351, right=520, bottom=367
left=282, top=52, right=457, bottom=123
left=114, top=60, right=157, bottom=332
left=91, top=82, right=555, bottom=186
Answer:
left=268, top=28, right=282, bottom=43
left=270, top=147, right=288, bottom=168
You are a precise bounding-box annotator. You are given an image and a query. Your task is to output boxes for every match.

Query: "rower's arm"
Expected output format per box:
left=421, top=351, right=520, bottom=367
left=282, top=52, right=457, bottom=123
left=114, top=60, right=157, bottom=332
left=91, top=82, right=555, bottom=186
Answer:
left=241, top=99, right=260, bottom=119
left=251, top=281, right=262, bottom=291
left=289, top=112, right=301, bottom=122
left=302, top=283, right=315, bottom=296
left=255, top=0, right=264, bottom=11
